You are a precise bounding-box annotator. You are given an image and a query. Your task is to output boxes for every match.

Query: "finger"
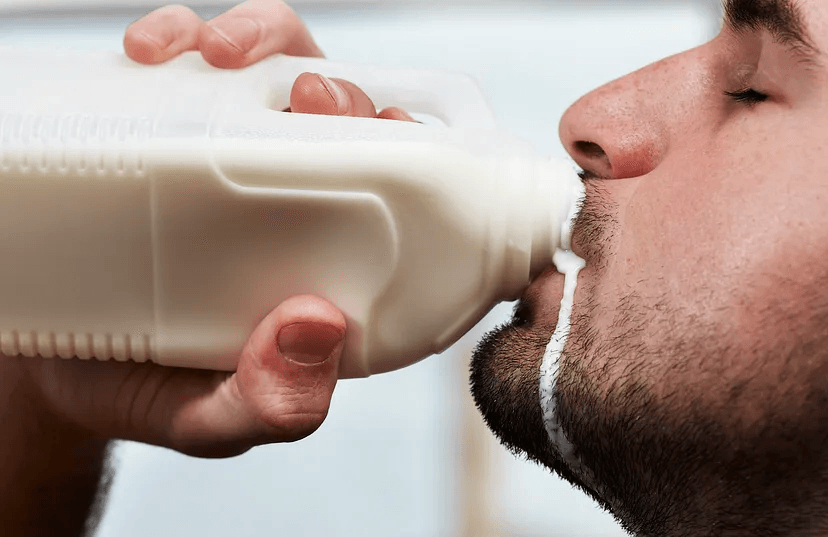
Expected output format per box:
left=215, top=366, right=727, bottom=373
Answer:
left=159, top=295, right=346, bottom=456
left=17, top=298, right=345, bottom=458
left=235, top=295, right=346, bottom=441
left=290, top=73, right=378, bottom=118
left=124, top=5, right=202, bottom=65
left=377, top=107, right=417, bottom=122
left=199, top=0, right=323, bottom=69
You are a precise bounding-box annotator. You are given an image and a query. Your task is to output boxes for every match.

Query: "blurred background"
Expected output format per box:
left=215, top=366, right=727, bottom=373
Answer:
left=0, top=1, right=720, bottom=535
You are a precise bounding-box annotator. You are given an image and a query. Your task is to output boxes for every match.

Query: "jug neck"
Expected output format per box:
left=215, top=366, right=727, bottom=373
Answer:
left=498, top=157, right=585, bottom=299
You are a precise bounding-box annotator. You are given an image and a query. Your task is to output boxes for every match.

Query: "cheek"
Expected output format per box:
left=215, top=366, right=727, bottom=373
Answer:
left=610, top=120, right=828, bottom=326
left=601, top=171, right=736, bottom=321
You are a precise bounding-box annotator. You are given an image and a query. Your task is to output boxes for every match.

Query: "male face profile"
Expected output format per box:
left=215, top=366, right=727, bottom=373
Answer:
left=471, top=0, right=828, bottom=534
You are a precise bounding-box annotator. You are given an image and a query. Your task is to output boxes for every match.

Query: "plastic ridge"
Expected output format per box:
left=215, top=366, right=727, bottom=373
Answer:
left=0, top=113, right=151, bottom=177
left=0, top=330, right=154, bottom=362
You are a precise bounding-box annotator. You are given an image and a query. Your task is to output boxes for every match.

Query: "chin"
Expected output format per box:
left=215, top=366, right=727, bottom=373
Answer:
left=468, top=271, right=569, bottom=468
left=468, top=299, right=609, bottom=506
left=468, top=179, right=621, bottom=507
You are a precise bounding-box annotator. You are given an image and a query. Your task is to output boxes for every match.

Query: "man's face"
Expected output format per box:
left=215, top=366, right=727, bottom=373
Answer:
left=470, top=0, right=828, bottom=533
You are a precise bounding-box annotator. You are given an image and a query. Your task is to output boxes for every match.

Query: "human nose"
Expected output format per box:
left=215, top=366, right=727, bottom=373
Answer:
left=559, top=57, right=683, bottom=180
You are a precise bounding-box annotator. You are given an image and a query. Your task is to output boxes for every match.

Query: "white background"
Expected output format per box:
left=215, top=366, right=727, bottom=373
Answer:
left=0, top=2, right=717, bottom=536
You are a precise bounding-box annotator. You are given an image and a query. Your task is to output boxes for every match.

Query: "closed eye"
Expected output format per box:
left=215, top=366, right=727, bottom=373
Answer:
left=725, top=88, right=769, bottom=106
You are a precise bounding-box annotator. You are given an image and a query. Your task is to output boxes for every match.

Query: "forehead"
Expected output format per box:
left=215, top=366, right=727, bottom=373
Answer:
left=798, top=0, right=828, bottom=46
left=722, top=0, right=828, bottom=68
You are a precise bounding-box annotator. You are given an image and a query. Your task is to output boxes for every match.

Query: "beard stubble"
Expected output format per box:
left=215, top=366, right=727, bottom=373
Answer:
left=469, top=180, right=828, bottom=535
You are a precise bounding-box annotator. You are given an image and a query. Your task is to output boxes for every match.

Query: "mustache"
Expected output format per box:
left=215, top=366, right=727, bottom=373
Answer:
left=578, top=169, right=601, bottom=182
left=570, top=174, right=618, bottom=265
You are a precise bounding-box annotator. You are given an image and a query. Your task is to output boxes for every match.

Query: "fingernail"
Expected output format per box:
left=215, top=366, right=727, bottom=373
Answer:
left=209, top=17, right=261, bottom=53
left=139, top=29, right=173, bottom=49
left=318, top=74, right=350, bottom=114
left=277, top=322, right=344, bottom=365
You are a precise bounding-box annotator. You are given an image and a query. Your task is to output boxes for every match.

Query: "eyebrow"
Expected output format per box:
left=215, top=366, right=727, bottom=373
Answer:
left=723, top=0, right=822, bottom=66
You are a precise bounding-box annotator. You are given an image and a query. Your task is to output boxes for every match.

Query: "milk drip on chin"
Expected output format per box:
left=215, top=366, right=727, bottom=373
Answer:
left=539, top=182, right=586, bottom=464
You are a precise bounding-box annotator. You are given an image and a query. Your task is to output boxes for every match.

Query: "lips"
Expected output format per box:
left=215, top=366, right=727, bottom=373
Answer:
left=568, top=218, right=589, bottom=264
left=519, top=264, right=567, bottom=327
left=517, top=174, right=591, bottom=328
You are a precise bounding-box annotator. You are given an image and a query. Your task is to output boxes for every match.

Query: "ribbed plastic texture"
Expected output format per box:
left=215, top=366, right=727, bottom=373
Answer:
left=0, top=46, right=582, bottom=378
left=0, top=113, right=150, bottom=176
left=0, top=330, right=153, bottom=362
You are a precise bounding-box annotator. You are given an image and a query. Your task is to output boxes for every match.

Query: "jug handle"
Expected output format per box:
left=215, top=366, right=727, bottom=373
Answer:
left=262, top=55, right=498, bottom=130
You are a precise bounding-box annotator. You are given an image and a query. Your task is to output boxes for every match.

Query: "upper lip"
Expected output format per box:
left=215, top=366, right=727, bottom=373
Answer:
left=567, top=173, right=591, bottom=261
left=569, top=228, right=585, bottom=261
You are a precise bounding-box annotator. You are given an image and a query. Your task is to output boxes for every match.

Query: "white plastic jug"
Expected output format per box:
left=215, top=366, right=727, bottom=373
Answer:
left=0, top=46, right=583, bottom=378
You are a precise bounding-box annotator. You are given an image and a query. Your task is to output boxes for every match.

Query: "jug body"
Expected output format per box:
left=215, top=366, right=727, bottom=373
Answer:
left=0, top=47, right=582, bottom=378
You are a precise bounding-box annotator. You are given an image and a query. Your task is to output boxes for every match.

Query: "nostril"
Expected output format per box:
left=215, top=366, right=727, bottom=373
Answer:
left=574, top=141, right=605, bottom=159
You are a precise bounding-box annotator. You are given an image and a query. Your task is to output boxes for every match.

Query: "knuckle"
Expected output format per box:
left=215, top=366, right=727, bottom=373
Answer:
left=256, top=387, right=331, bottom=441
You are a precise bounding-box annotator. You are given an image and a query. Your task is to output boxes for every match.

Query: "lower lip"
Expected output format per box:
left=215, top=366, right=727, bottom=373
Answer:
left=523, top=266, right=567, bottom=322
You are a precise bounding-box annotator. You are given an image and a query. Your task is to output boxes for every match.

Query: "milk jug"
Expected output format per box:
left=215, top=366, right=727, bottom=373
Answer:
left=0, top=46, right=583, bottom=378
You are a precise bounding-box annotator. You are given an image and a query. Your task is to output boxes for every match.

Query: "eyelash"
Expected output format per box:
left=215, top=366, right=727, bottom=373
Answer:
left=724, top=88, right=769, bottom=106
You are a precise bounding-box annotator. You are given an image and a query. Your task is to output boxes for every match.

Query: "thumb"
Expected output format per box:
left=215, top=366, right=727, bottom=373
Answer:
left=234, top=294, right=346, bottom=443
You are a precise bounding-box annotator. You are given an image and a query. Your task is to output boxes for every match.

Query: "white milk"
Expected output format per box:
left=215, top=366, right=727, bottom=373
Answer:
left=0, top=46, right=584, bottom=378
left=539, top=184, right=586, bottom=461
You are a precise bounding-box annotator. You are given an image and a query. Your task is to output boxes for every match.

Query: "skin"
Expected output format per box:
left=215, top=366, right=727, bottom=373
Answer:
left=5, top=0, right=828, bottom=534
left=471, top=0, right=828, bottom=534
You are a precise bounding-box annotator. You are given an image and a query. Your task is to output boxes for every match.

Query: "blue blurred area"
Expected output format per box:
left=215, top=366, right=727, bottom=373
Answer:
left=0, top=3, right=716, bottom=536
